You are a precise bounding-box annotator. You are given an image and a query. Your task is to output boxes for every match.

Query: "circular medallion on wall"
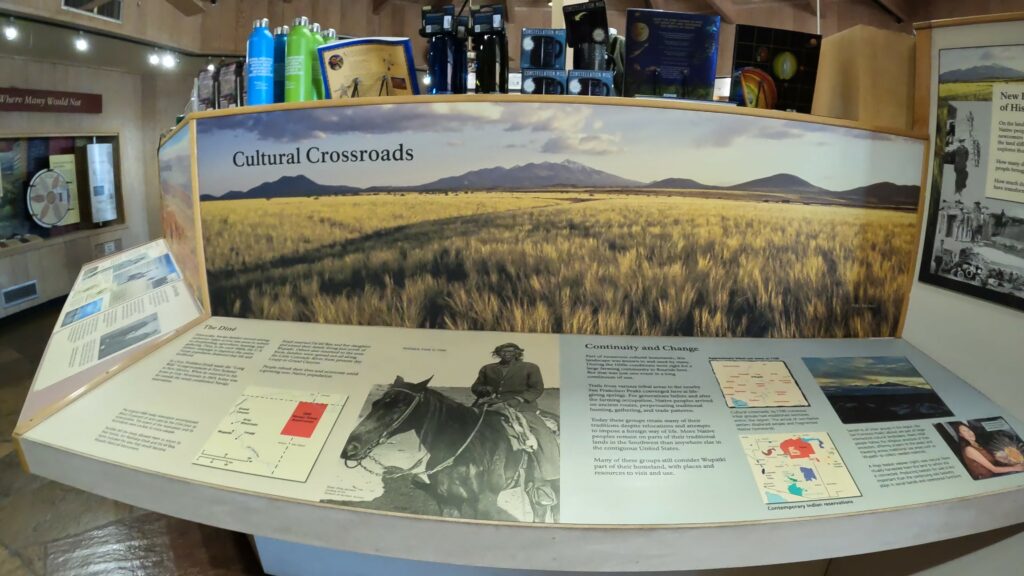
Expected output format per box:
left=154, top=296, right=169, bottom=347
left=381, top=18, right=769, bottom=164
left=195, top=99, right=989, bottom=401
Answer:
left=27, top=169, right=71, bottom=228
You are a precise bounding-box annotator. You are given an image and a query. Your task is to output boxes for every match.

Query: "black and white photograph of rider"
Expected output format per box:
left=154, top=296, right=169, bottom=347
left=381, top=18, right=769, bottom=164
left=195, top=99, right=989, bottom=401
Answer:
left=336, top=342, right=561, bottom=523
left=920, top=44, right=1024, bottom=311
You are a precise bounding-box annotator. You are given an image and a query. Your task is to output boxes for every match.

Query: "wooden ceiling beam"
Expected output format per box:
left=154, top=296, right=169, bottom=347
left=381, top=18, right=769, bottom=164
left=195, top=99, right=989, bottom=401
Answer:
left=163, top=0, right=206, bottom=17
left=871, top=0, right=913, bottom=24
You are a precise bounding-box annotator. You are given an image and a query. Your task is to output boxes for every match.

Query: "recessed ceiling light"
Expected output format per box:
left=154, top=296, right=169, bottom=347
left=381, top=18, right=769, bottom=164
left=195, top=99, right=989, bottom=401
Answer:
left=161, top=53, right=176, bottom=68
left=206, top=62, right=215, bottom=72
left=74, top=32, right=88, bottom=52
left=148, top=53, right=160, bottom=65
left=2, top=20, right=17, bottom=41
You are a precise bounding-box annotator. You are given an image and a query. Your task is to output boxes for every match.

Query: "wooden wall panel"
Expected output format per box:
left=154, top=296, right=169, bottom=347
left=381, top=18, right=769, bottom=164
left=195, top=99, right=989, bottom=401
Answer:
left=0, top=0, right=202, bottom=52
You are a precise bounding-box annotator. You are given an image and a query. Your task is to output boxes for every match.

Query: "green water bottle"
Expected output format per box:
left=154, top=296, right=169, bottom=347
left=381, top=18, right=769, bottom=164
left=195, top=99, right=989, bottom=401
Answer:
left=310, top=22, right=326, bottom=100
left=284, top=16, right=314, bottom=102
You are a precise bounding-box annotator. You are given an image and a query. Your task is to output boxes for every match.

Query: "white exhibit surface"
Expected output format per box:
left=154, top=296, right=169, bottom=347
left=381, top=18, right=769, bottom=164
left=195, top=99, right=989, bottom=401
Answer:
left=17, top=316, right=1024, bottom=570
left=904, top=19, right=1024, bottom=419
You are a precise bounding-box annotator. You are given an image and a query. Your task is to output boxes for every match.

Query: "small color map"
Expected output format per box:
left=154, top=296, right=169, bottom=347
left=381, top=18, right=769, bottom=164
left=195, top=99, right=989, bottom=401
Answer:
left=711, top=360, right=809, bottom=408
left=740, top=432, right=861, bottom=503
left=194, top=386, right=347, bottom=482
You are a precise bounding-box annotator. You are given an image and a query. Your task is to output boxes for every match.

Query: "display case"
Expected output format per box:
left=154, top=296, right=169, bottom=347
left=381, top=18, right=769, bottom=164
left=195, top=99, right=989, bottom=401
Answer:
left=12, top=91, right=1024, bottom=574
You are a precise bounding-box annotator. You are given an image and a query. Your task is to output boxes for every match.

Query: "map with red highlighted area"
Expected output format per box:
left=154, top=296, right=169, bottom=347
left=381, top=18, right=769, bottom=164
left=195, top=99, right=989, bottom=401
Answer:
left=740, top=432, right=861, bottom=504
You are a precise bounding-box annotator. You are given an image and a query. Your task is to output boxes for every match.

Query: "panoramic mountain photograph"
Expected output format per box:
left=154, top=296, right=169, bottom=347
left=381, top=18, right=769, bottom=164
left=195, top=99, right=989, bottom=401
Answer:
left=803, top=356, right=953, bottom=424
left=194, top=101, right=925, bottom=338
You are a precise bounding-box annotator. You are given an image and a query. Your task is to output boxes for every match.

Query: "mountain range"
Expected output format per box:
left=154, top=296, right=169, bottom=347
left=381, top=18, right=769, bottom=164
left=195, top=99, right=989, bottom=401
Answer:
left=200, top=159, right=918, bottom=209
left=821, top=382, right=935, bottom=396
left=939, top=63, right=1024, bottom=83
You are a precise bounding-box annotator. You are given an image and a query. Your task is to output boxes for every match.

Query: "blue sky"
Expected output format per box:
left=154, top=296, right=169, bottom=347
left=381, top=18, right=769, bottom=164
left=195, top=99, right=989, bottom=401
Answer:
left=195, top=101, right=924, bottom=198
left=940, top=44, right=1024, bottom=75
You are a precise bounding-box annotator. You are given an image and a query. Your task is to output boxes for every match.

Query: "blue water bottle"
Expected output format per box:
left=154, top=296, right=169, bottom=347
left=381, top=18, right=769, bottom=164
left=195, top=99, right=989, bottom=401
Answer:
left=245, top=18, right=274, bottom=105
left=273, top=25, right=288, bottom=103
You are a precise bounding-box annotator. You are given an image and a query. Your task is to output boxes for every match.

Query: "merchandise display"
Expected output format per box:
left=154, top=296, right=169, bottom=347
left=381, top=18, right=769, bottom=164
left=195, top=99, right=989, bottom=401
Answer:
left=420, top=5, right=469, bottom=94
left=625, top=9, right=720, bottom=100
left=521, top=69, right=567, bottom=94
left=520, top=28, right=566, bottom=70
left=284, top=17, right=315, bottom=102
left=317, top=38, right=419, bottom=99
left=195, top=67, right=216, bottom=111
left=245, top=18, right=274, bottom=106
left=273, top=25, right=289, bottom=104
left=310, top=23, right=326, bottom=100
left=563, top=0, right=610, bottom=71
left=568, top=69, right=615, bottom=96
left=216, top=60, right=244, bottom=109
left=731, top=24, right=821, bottom=114
left=470, top=4, right=508, bottom=94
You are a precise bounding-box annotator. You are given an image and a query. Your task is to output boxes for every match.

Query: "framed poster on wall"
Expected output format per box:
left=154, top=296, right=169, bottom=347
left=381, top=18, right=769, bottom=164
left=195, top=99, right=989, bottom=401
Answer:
left=918, top=37, right=1024, bottom=312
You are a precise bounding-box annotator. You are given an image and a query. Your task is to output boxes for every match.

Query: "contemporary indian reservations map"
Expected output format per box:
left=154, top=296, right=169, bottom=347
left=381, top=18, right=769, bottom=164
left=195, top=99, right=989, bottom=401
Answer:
left=740, top=432, right=861, bottom=503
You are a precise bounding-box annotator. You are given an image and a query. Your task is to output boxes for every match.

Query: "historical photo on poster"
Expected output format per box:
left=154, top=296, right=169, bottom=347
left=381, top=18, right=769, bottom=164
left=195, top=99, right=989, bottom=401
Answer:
left=330, top=342, right=561, bottom=523
left=920, top=45, right=1024, bottom=311
left=196, top=101, right=924, bottom=338
left=803, top=356, right=952, bottom=424
left=711, top=359, right=808, bottom=408
left=935, top=417, right=1024, bottom=480
left=739, top=432, right=861, bottom=503
left=194, top=386, right=346, bottom=482
left=97, top=312, right=161, bottom=360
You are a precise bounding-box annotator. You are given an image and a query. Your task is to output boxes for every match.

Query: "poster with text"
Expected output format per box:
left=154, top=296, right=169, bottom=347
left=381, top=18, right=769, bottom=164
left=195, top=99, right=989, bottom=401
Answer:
left=919, top=44, right=1024, bottom=311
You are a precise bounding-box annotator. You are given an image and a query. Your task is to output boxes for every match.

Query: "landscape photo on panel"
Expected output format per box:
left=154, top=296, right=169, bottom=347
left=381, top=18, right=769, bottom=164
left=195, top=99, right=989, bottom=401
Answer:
left=326, top=341, right=561, bottom=523
left=919, top=44, right=1024, bottom=311
left=710, top=359, right=808, bottom=408
left=934, top=417, right=1024, bottom=480
left=739, top=432, right=861, bottom=504
left=802, top=356, right=952, bottom=424
left=195, top=101, right=924, bottom=338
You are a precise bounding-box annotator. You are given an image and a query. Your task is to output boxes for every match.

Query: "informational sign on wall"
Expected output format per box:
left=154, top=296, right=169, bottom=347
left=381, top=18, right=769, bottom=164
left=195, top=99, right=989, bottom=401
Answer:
left=986, top=82, right=1024, bottom=204
left=0, top=87, right=102, bottom=114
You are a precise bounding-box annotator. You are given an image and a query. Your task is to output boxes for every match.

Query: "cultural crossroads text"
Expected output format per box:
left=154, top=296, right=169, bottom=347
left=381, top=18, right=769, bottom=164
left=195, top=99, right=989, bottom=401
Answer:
left=232, top=144, right=414, bottom=167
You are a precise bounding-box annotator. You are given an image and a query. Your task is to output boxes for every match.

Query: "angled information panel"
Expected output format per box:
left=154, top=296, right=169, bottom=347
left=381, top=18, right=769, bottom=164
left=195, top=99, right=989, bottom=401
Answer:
left=21, top=317, right=1024, bottom=526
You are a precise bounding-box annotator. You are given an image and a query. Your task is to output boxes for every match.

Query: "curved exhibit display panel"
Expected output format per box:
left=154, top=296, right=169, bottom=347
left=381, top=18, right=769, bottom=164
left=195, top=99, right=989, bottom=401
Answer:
left=194, top=96, right=926, bottom=339
left=13, top=95, right=1024, bottom=572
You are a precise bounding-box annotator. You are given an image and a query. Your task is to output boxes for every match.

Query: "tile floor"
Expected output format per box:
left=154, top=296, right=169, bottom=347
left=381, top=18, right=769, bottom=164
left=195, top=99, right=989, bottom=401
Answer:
left=0, top=298, right=263, bottom=576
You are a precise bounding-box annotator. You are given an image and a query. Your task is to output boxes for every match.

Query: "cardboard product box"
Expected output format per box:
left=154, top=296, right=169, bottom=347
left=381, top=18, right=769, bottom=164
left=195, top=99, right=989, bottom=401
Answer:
left=520, top=28, right=566, bottom=70
left=522, top=69, right=567, bottom=95
left=625, top=9, right=720, bottom=100
left=731, top=24, right=821, bottom=113
left=196, top=68, right=217, bottom=111
left=568, top=70, right=615, bottom=96
left=217, top=60, right=244, bottom=109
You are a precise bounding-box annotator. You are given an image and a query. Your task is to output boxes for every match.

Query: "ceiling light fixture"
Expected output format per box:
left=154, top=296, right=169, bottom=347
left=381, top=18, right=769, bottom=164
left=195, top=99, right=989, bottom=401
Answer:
left=161, top=52, right=176, bottom=68
left=148, top=52, right=160, bottom=66
left=3, top=18, right=17, bottom=41
left=74, top=31, right=89, bottom=52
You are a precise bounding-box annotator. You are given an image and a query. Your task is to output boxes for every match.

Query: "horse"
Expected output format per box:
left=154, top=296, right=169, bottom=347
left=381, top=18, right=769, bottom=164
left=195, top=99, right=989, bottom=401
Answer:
left=341, top=375, right=559, bottom=522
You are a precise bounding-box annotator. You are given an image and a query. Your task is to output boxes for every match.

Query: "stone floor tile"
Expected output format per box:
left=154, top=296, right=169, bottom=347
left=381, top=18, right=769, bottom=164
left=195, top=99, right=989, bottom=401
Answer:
left=0, top=480, right=134, bottom=552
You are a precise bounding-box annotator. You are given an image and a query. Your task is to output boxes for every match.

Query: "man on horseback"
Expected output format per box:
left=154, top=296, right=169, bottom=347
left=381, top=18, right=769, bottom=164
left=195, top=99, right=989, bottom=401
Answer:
left=471, top=343, right=560, bottom=509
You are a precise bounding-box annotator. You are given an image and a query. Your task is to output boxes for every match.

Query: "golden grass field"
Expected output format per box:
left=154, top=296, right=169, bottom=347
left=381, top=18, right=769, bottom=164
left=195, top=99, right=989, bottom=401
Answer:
left=202, top=192, right=918, bottom=338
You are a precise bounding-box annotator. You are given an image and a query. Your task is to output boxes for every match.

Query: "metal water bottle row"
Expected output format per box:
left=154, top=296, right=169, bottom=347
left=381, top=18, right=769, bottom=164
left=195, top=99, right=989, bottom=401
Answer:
left=246, top=17, right=337, bottom=105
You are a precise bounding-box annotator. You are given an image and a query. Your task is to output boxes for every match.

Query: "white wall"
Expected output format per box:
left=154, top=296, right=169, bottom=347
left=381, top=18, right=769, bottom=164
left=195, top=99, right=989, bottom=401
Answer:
left=902, top=19, right=1024, bottom=419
